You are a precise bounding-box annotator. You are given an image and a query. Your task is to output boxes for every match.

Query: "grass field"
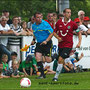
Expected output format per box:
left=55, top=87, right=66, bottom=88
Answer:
left=0, top=71, right=90, bottom=90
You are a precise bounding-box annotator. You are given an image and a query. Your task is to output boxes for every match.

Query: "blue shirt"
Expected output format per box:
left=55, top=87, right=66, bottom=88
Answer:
left=71, top=58, right=76, bottom=67
left=32, top=20, right=53, bottom=43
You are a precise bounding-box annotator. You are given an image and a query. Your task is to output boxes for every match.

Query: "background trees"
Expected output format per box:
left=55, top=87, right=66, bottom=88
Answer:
left=0, top=0, right=90, bottom=21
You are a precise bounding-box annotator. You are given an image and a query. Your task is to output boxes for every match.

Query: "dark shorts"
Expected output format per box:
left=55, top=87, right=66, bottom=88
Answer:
left=58, top=48, right=72, bottom=59
left=35, top=40, right=52, bottom=57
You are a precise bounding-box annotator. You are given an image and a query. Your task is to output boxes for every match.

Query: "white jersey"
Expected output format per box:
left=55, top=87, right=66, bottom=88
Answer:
left=8, top=60, right=12, bottom=69
left=65, top=57, right=72, bottom=64
left=78, top=24, right=88, bottom=31
left=8, top=24, right=22, bottom=45
left=87, top=24, right=90, bottom=29
left=0, top=24, right=10, bottom=46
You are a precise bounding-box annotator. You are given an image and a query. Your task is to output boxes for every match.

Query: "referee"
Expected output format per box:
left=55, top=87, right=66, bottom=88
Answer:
left=31, top=12, right=53, bottom=79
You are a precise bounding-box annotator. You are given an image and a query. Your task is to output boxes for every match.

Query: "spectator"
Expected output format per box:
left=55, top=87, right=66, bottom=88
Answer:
left=8, top=16, right=22, bottom=61
left=10, top=60, right=24, bottom=78
left=2, top=10, right=12, bottom=25
left=15, top=21, right=33, bottom=36
left=53, top=13, right=58, bottom=29
left=19, top=55, right=38, bottom=76
left=83, top=16, right=90, bottom=34
left=74, top=18, right=88, bottom=37
left=0, top=63, right=3, bottom=78
left=31, top=12, right=53, bottom=79
left=45, top=13, right=54, bottom=29
left=53, top=8, right=82, bottom=81
left=43, top=63, right=56, bottom=75
left=78, top=10, right=85, bottom=25
left=41, top=13, right=43, bottom=19
left=8, top=52, right=18, bottom=69
left=78, top=10, right=89, bottom=36
left=58, top=13, right=64, bottom=19
left=27, top=16, right=35, bottom=30
left=0, top=16, right=14, bottom=62
left=2, top=54, right=9, bottom=75
left=64, top=50, right=84, bottom=72
left=0, top=63, right=9, bottom=78
left=18, top=16, right=22, bottom=25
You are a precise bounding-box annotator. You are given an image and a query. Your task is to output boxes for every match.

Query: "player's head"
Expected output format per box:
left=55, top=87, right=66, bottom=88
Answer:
left=2, top=54, right=8, bottom=63
left=34, top=12, right=42, bottom=24
left=11, top=52, right=18, bottom=61
left=58, top=13, right=64, bottom=19
left=2, top=10, right=10, bottom=18
left=74, top=18, right=80, bottom=26
left=0, top=16, right=7, bottom=27
left=47, top=13, right=53, bottom=22
left=78, top=10, right=85, bottom=20
left=12, top=60, right=19, bottom=69
left=84, top=16, right=90, bottom=25
left=63, top=8, right=71, bottom=20
left=25, top=55, right=32, bottom=63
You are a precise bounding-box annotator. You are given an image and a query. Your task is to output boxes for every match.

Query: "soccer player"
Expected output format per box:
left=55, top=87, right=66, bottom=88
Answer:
left=52, top=8, right=82, bottom=81
left=31, top=12, right=53, bottom=79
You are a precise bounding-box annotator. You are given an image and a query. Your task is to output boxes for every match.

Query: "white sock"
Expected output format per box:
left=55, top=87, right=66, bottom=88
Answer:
left=54, top=64, right=63, bottom=79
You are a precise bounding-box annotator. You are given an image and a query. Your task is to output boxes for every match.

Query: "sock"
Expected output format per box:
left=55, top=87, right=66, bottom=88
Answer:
left=37, top=61, right=45, bottom=77
left=54, top=64, right=63, bottom=79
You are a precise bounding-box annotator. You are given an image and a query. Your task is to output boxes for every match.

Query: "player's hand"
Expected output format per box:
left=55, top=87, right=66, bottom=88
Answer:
left=40, top=41, right=47, bottom=45
left=76, top=43, right=80, bottom=48
left=31, top=41, right=36, bottom=45
left=81, top=53, right=84, bottom=57
left=25, top=74, right=29, bottom=76
left=58, top=37, right=62, bottom=42
left=0, top=31, right=2, bottom=34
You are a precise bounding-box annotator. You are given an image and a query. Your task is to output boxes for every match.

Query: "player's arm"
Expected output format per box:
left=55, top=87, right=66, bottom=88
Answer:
left=31, top=36, right=36, bottom=45
left=76, top=31, right=82, bottom=48
left=0, top=29, right=14, bottom=35
left=40, top=32, right=53, bottom=45
left=30, top=68, right=33, bottom=76
left=78, top=53, right=84, bottom=60
left=23, top=68, right=29, bottom=76
left=53, top=21, right=62, bottom=42
left=46, top=32, right=53, bottom=42
left=53, top=32, right=62, bottom=42
left=74, top=22, right=82, bottom=48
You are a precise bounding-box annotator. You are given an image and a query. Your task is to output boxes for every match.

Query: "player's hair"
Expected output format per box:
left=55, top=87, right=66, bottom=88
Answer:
left=12, top=16, right=18, bottom=21
left=11, top=52, right=17, bottom=56
left=53, top=12, right=57, bottom=16
left=0, top=16, right=7, bottom=21
left=2, top=54, right=8, bottom=59
left=78, top=10, right=85, bottom=16
left=34, top=12, right=41, bottom=18
left=21, top=21, right=26, bottom=27
left=2, top=10, right=9, bottom=13
left=63, top=8, right=71, bottom=13
left=12, top=60, right=19, bottom=65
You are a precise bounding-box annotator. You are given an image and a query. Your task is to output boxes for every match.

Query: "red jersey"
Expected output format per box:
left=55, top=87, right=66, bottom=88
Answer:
left=45, top=20, right=54, bottom=29
left=54, top=18, right=78, bottom=48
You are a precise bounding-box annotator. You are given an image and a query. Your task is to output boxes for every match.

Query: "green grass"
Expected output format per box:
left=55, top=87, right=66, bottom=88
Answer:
left=0, top=71, right=90, bottom=90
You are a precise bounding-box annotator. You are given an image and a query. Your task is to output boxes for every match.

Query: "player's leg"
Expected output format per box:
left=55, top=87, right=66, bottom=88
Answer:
left=52, top=48, right=72, bottom=81
left=35, top=52, right=46, bottom=78
left=53, top=56, right=64, bottom=81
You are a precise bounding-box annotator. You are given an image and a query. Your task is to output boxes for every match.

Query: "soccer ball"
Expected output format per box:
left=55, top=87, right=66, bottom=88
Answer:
left=20, top=78, right=31, bottom=88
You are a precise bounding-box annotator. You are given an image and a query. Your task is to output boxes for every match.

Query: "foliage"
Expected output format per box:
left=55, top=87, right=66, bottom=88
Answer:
left=70, top=0, right=89, bottom=20
left=0, top=0, right=56, bottom=21
left=0, top=0, right=90, bottom=21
